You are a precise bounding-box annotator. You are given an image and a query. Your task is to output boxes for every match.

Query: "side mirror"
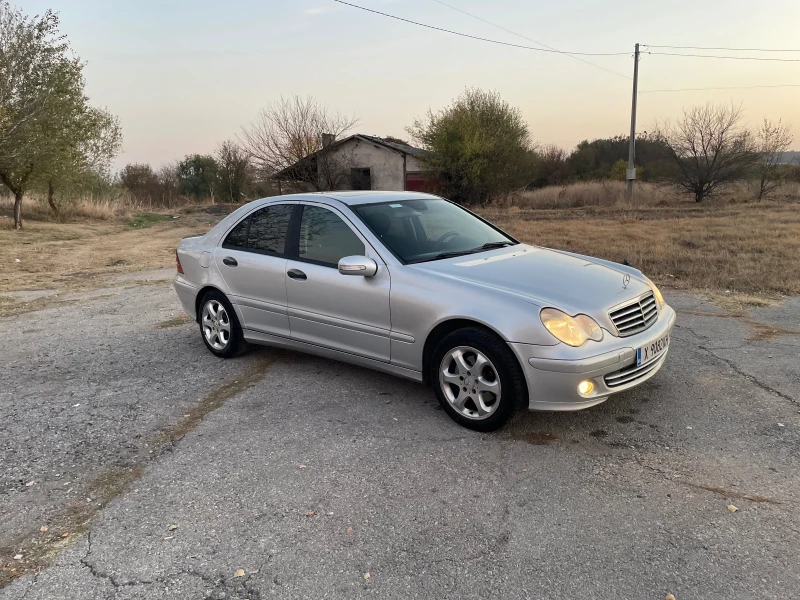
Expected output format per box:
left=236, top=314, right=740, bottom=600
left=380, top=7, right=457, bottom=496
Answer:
left=338, top=256, right=378, bottom=277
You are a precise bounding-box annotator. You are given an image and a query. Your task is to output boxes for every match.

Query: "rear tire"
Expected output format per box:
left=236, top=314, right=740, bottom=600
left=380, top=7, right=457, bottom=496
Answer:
left=430, top=327, right=526, bottom=432
left=198, top=290, right=243, bottom=358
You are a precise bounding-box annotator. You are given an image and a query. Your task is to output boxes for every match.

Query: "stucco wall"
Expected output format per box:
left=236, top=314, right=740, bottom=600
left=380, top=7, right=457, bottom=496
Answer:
left=323, top=139, right=407, bottom=191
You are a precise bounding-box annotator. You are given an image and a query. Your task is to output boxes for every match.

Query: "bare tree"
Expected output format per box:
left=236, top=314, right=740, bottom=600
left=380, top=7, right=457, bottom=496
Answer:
left=239, top=95, right=358, bottom=191
left=754, top=119, right=793, bottom=201
left=657, top=103, right=759, bottom=202
left=216, top=140, right=250, bottom=203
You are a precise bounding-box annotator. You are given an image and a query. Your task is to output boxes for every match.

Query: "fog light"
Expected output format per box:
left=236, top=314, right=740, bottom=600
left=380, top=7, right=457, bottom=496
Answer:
left=578, top=380, right=594, bottom=396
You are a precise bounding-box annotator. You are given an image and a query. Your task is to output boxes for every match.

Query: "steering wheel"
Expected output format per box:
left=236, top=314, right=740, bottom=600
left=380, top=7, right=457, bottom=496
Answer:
left=436, top=231, right=460, bottom=247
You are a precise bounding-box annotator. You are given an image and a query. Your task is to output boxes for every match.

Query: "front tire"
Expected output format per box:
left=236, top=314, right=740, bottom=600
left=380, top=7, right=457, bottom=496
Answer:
left=430, top=327, right=526, bottom=432
left=198, top=291, right=243, bottom=358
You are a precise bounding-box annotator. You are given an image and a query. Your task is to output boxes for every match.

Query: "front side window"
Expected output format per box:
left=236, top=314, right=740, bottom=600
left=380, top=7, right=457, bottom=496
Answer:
left=221, top=204, right=292, bottom=255
left=299, top=206, right=365, bottom=266
left=354, top=199, right=516, bottom=263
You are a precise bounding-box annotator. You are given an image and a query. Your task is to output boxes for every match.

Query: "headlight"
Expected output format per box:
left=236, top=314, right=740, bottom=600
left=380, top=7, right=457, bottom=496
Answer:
left=540, top=308, right=603, bottom=347
left=644, top=277, right=665, bottom=309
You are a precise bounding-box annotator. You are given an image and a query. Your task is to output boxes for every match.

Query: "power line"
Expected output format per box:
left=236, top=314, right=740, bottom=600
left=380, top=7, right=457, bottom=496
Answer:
left=430, top=0, right=630, bottom=79
left=331, top=0, right=630, bottom=57
left=646, top=50, right=800, bottom=62
left=646, top=44, right=800, bottom=53
left=641, top=83, right=800, bottom=93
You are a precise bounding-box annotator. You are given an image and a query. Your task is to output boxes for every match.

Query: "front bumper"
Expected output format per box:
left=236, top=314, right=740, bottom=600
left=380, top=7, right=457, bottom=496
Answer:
left=509, top=305, right=676, bottom=411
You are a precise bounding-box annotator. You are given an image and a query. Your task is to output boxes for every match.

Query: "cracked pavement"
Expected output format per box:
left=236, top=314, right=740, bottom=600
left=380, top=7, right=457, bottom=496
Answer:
left=2, top=280, right=799, bottom=599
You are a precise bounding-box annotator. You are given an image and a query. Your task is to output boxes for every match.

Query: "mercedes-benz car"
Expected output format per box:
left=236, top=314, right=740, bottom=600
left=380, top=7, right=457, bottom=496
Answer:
left=173, top=191, right=675, bottom=431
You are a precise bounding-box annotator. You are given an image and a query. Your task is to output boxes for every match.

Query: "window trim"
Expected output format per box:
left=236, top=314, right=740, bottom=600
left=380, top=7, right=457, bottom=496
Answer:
left=219, top=202, right=294, bottom=257
left=287, top=203, right=369, bottom=270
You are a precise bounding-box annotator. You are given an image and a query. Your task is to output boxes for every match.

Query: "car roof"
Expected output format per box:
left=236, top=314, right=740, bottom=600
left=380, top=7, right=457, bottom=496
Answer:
left=263, top=191, right=442, bottom=207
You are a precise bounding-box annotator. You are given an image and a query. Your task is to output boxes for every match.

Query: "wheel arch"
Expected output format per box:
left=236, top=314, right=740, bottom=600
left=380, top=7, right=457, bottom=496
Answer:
left=194, top=286, right=227, bottom=322
left=422, top=318, right=512, bottom=385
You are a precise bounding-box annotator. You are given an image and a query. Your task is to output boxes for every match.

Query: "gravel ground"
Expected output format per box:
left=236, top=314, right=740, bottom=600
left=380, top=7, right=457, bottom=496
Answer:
left=1, top=278, right=798, bottom=599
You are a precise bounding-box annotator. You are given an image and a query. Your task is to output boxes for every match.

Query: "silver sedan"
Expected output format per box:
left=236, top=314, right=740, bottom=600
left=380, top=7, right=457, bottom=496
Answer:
left=173, top=191, right=675, bottom=431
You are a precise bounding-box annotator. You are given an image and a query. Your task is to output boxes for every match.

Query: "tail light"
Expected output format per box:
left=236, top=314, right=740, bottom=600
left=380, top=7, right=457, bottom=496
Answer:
left=175, top=249, right=184, bottom=274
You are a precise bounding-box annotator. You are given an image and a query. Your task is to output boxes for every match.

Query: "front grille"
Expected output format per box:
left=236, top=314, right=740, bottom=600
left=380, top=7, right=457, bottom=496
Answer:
left=609, top=292, right=658, bottom=337
left=604, top=353, right=666, bottom=388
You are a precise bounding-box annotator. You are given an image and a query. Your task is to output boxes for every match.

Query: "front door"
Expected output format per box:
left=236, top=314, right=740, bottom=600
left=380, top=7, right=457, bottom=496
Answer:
left=285, top=203, right=392, bottom=361
left=214, top=203, right=294, bottom=337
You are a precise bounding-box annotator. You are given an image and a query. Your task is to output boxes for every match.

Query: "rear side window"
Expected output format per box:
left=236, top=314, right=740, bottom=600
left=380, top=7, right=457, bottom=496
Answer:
left=248, top=204, right=293, bottom=254
left=221, top=204, right=293, bottom=255
left=222, top=217, right=250, bottom=249
left=298, top=205, right=365, bottom=267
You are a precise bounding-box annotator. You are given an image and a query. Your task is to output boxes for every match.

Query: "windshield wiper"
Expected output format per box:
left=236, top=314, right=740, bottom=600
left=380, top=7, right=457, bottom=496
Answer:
left=432, top=249, right=482, bottom=260
left=478, top=241, right=516, bottom=250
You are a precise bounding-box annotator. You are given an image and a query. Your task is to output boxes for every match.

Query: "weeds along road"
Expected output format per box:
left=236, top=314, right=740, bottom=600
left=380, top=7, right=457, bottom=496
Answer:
left=1, top=274, right=799, bottom=599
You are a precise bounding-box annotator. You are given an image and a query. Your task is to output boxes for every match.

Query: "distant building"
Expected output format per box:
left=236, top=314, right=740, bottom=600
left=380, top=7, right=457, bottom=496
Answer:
left=273, top=134, right=436, bottom=192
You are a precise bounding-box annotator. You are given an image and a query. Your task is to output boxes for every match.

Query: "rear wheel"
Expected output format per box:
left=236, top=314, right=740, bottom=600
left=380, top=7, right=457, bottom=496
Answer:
left=430, top=328, right=526, bottom=431
left=198, top=291, right=243, bottom=358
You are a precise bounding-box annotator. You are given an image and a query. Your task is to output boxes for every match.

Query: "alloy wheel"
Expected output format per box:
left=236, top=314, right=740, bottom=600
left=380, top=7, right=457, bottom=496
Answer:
left=201, top=300, right=231, bottom=351
left=439, top=346, right=502, bottom=420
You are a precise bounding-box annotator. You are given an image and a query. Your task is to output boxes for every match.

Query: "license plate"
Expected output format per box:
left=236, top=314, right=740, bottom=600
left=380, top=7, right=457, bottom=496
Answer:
left=637, top=334, right=669, bottom=366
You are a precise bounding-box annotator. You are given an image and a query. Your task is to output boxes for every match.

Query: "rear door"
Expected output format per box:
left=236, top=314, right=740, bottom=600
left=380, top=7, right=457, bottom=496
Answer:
left=285, top=203, right=392, bottom=361
left=214, top=203, right=294, bottom=337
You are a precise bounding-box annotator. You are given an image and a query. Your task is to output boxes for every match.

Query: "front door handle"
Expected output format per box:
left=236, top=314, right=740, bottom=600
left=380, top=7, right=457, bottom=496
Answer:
left=222, top=257, right=238, bottom=267
left=287, top=268, right=307, bottom=281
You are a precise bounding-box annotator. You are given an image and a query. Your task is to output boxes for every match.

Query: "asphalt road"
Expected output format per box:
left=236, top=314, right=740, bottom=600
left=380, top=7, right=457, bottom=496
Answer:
left=1, top=273, right=799, bottom=599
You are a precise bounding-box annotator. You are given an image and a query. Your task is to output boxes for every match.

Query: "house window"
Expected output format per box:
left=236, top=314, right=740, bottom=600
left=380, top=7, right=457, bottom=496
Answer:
left=351, top=168, right=371, bottom=190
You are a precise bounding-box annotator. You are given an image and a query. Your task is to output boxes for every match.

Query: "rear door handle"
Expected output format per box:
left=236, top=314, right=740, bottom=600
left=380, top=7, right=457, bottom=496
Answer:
left=222, top=257, right=238, bottom=267
left=287, top=268, right=307, bottom=281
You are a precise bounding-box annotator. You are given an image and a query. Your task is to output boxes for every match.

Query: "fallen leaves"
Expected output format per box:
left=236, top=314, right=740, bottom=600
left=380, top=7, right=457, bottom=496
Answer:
left=234, top=569, right=246, bottom=578
left=727, top=504, right=739, bottom=513
left=40, top=526, right=48, bottom=533
left=61, top=532, right=70, bottom=538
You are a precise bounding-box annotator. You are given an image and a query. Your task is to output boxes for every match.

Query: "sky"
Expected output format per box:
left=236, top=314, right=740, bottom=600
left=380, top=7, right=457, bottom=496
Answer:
left=21, top=0, right=800, bottom=167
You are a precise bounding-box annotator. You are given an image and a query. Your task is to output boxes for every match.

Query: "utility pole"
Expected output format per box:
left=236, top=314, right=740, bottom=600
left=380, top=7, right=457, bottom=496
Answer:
left=626, top=43, right=640, bottom=200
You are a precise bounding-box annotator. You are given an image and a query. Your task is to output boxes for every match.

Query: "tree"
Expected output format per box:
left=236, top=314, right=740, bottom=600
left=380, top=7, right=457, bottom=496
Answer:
left=0, top=2, right=121, bottom=227
left=408, top=88, right=533, bottom=205
left=657, top=103, right=759, bottom=202
left=177, top=154, right=220, bottom=201
left=754, top=119, right=793, bottom=201
left=239, top=95, right=358, bottom=191
left=120, top=163, right=159, bottom=201
left=216, top=140, right=250, bottom=203
left=38, top=105, right=122, bottom=216
left=531, top=144, right=570, bottom=187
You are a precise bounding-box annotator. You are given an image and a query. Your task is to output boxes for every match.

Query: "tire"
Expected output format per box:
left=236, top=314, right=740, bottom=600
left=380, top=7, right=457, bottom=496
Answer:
left=430, top=327, right=526, bottom=432
left=197, top=290, right=244, bottom=359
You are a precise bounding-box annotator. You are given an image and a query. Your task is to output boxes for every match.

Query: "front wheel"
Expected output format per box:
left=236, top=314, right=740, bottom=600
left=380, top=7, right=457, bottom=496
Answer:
left=198, top=291, right=243, bottom=358
left=430, top=327, right=527, bottom=431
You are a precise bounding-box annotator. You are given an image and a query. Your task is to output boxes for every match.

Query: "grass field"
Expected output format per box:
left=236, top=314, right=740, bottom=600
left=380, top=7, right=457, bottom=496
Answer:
left=2, top=183, right=799, bottom=315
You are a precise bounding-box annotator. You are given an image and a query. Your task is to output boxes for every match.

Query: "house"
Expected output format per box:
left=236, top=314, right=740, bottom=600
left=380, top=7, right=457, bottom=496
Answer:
left=273, top=134, right=433, bottom=192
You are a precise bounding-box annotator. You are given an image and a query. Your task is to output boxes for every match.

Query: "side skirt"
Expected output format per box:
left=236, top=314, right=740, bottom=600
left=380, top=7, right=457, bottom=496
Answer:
left=243, top=329, right=424, bottom=383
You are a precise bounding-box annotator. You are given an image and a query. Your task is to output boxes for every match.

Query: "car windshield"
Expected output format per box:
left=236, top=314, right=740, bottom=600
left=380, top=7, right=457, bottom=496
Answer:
left=354, top=199, right=516, bottom=264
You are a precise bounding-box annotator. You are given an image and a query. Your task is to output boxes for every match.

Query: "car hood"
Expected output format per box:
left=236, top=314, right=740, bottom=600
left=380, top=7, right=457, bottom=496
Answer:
left=414, top=244, right=651, bottom=317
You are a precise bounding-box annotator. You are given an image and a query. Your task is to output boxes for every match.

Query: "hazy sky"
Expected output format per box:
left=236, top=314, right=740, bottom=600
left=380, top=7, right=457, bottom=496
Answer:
left=23, top=0, right=800, bottom=167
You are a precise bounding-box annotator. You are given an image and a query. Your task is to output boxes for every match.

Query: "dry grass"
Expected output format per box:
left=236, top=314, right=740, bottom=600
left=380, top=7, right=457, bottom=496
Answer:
left=0, top=199, right=233, bottom=295
left=479, top=182, right=800, bottom=297
left=501, top=181, right=800, bottom=210
left=2, top=183, right=799, bottom=302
